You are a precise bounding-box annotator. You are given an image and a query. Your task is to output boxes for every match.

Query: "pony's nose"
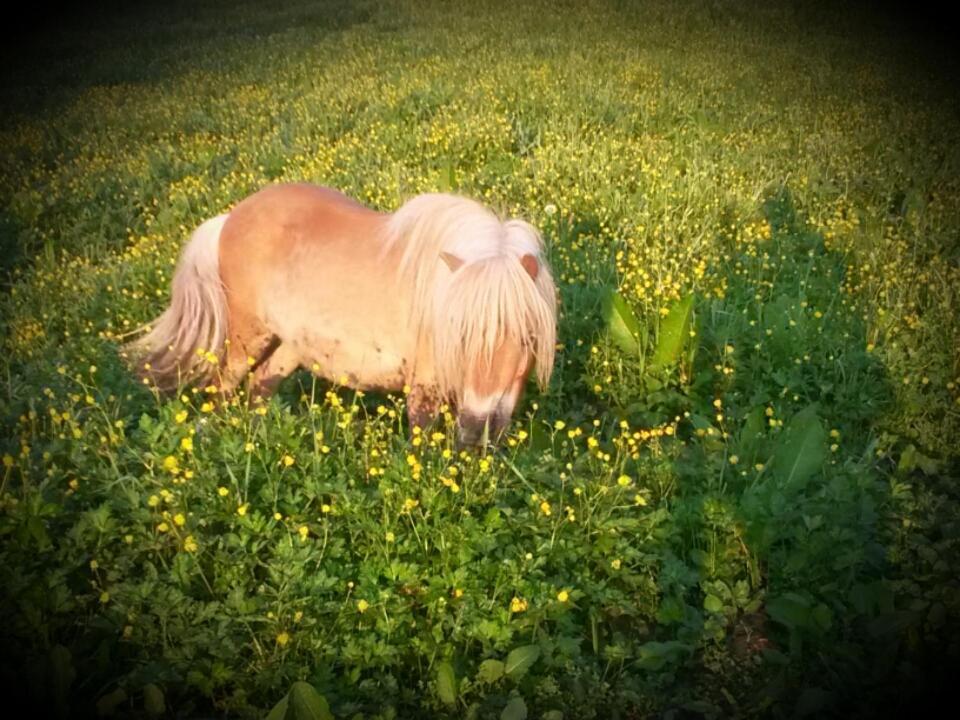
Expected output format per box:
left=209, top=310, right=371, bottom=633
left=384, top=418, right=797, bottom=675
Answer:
left=457, top=412, right=507, bottom=447
left=456, top=414, right=487, bottom=447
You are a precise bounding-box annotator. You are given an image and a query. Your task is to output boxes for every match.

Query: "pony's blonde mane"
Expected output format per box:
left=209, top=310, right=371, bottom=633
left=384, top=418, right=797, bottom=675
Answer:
left=383, top=193, right=557, bottom=401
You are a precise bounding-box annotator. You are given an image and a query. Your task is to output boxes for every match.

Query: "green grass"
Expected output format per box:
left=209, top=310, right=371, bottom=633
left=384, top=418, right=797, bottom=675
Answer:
left=1, top=1, right=958, bottom=717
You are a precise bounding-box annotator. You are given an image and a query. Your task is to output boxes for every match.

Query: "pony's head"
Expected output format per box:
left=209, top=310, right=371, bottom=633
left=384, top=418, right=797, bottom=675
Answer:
left=438, top=249, right=555, bottom=445
left=385, top=195, right=558, bottom=445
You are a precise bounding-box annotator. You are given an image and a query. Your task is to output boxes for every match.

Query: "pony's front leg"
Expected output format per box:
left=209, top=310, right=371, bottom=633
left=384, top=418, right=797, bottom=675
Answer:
left=406, top=384, right=442, bottom=429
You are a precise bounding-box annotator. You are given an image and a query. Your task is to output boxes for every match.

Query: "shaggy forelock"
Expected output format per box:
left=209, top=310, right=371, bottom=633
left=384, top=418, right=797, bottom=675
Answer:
left=383, top=194, right=557, bottom=400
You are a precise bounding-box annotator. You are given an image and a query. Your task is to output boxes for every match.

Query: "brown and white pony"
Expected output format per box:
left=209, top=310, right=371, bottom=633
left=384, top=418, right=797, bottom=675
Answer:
left=126, top=183, right=557, bottom=445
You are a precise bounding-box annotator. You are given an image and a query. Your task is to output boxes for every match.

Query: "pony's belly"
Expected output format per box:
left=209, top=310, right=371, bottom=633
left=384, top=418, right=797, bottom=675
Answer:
left=300, top=337, right=408, bottom=391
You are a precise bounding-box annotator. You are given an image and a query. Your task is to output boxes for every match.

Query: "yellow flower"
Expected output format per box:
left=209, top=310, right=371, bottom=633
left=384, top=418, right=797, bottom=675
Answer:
left=245, top=442, right=255, bottom=452
left=217, top=486, right=229, bottom=497
left=611, top=558, right=622, bottom=570
left=403, top=498, right=419, bottom=512
left=276, top=631, right=290, bottom=647
left=162, top=455, right=178, bottom=473
left=180, top=437, right=193, bottom=452
left=157, top=522, right=169, bottom=533
left=237, top=503, right=249, bottom=517
left=321, top=503, right=332, bottom=513
left=557, top=590, right=570, bottom=603
left=356, top=599, right=369, bottom=613
left=729, top=455, right=739, bottom=465
left=539, top=500, right=552, bottom=516
left=200, top=402, right=214, bottom=413
left=616, top=474, right=631, bottom=487
left=173, top=513, right=186, bottom=526
left=99, top=591, right=110, bottom=604
left=554, top=420, right=566, bottom=431
left=510, top=596, right=528, bottom=613
left=298, top=525, right=309, bottom=540
left=282, top=454, right=295, bottom=467
left=183, top=535, right=198, bottom=552
left=385, top=531, right=395, bottom=542
left=175, top=410, right=188, bottom=424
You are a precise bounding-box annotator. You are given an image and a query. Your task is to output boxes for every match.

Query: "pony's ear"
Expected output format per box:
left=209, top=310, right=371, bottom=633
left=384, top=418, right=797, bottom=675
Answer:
left=440, top=251, right=464, bottom=272
left=520, top=253, right=539, bottom=281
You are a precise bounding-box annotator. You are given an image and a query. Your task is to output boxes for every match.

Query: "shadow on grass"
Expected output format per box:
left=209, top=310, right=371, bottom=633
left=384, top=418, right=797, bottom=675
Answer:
left=0, top=0, right=377, bottom=127
left=651, top=187, right=953, bottom=717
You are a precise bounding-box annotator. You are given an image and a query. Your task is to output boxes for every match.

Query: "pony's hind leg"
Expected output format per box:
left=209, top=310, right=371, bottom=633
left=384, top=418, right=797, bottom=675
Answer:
left=220, top=313, right=278, bottom=395
left=250, top=342, right=301, bottom=399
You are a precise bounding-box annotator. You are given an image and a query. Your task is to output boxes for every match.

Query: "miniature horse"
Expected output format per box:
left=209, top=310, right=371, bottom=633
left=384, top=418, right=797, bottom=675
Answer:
left=126, top=183, right=557, bottom=445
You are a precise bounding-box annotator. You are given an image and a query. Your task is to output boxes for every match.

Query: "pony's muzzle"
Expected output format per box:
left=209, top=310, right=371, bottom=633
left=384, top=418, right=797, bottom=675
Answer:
left=457, top=411, right=508, bottom=448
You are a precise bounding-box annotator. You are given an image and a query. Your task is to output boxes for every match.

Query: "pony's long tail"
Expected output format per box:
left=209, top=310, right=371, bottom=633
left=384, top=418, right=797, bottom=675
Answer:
left=125, top=214, right=230, bottom=391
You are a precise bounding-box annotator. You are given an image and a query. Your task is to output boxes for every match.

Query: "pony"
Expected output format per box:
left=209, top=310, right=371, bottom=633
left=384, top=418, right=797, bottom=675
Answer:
left=125, top=183, right=557, bottom=445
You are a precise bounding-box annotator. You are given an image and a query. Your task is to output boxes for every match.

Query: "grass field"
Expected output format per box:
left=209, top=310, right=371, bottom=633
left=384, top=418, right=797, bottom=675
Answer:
left=2, top=1, right=959, bottom=717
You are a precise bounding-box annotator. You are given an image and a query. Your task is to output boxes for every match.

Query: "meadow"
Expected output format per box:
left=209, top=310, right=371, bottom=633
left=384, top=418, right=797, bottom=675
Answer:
left=1, top=1, right=958, bottom=717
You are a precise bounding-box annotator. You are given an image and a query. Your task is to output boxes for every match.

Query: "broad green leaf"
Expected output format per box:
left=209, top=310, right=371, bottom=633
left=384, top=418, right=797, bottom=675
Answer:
left=476, top=658, right=505, bottom=684
left=504, top=645, right=540, bottom=679
left=635, top=640, right=690, bottom=670
left=897, top=444, right=916, bottom=473
left=143, top=684, right=165, bottom=717
left=767, top=592, right=812, bottom=630
left=288, top=681, right=333, bottom=720
left=542, top=711, right=564, bottom=720
left=436, top=661, right=458, bottom=706
left=703, top=594, right=724, bottom=613
left=811, top=603, right=833, bottom=632
left=501, top=696, right=528, bottom=720
left=265, top=694, right=289, bottom=720
left=96, top=688, right=127, bottom=716
left=771, top=405, right=827, bottom=487
left=604, top=289, right=642, bottom=355
left=740, top=406, right=765, bottom=452
left=650, top=292, right=695, bottom=369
